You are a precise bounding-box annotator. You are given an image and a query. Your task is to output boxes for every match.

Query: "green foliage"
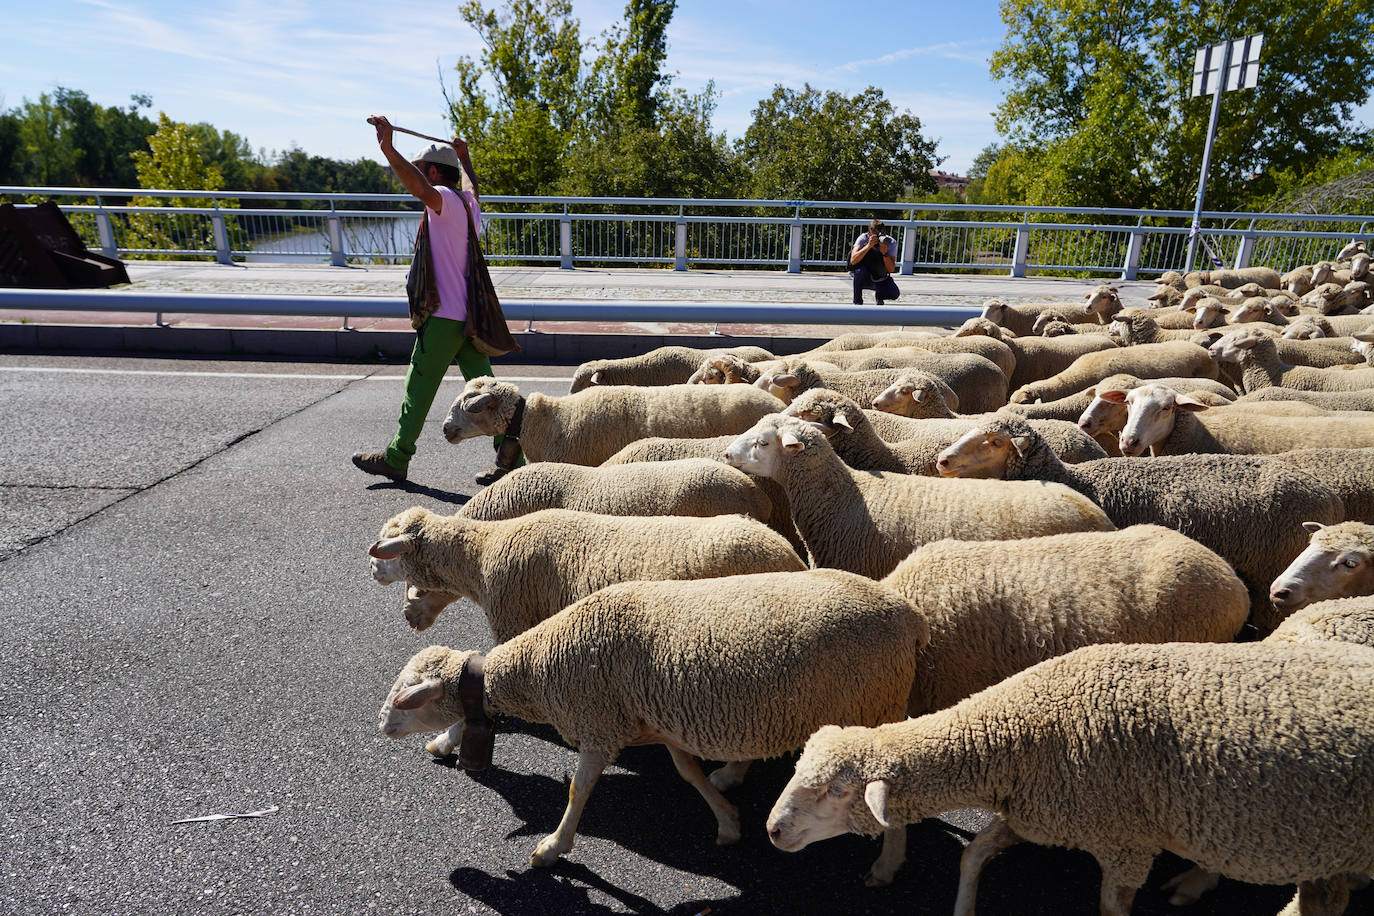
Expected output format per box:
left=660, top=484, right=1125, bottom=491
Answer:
left=989, top=0, right=1374, bottom=210
left=0, top=89, right=154, bottom=188
left=737, top=84, right=938, bottom=203
left=126, top=113, right=225, bottom=256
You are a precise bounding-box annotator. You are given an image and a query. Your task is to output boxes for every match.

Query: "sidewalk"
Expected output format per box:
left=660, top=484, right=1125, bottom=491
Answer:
left=0, top=261, right=1153, bottom=361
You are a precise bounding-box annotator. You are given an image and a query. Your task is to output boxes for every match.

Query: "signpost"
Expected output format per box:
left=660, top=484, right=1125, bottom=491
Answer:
left=1186, top=34, right=1264, bottom=272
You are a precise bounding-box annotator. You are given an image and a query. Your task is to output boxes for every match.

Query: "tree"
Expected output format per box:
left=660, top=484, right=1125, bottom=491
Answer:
left=736, top=84, right=939, bottom=202
left=990, top=0, right=1374, bottom=210
left=127, top=113, right=227, bottom=256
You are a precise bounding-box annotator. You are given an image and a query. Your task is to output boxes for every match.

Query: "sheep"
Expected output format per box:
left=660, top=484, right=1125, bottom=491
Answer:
left=809, top=330, right=949, bottom=352
left=1352, top=251, right=1371, bottom=281
left=933, top=413, right=1344, bottom=629
left=953, top=317, right=1117, bottom=391
left=1272, top=448, right=1374, bottom=525
left=1225, top=296, right=1289, bottom=326
left=1336, top=239, right=1368, bottom=262
left=1036, top=318, right=1078, bottom=336
left=979, top=286, right=1122, bottom=336
left=849, top=336, right=1017, bottom=381
left=1237, top=387, right=1374, bottom=411
left=1198, top=328, right=1365, bottom=370
left=754, top=355, right=1008, bottom=413
left=688, top=353, right=792, bottom=385
left=440, top=377, right=781, bottom=467
left=597, top=435, right=803, bottom=554
left=1282, top=265, right=1316, bottom=296
left=1207, top=329, right=1374, bottom=393
left=1107, top=309, right=1208, bottom=345
left=1146, top=283, right=1231, bottom=310
left=1282, top=314, right=1337, bottom=339
left=1312, top=261, right=1355, bottom=287
left=1073, top=374, right=1238, bottom=452
left=1111, top=383, right=1374, bottom=458
left=1007, top=340, right=1217, bottom=405
left=569, top=345, right=773, bottom=392
left=722, top=413, right=1114, bottom=578
left=864, top=370, right=962, bottom=418
left=887, top=526, right=1247, bottom=720
left=456, top=458, right=773, bottom=524
left=1185, top=265, right=1283, bottom=289
left=783, top=388, right=1106, bottom=476
left=366, top=506, right=804, bottom=640
left=1266, top=595, right=1374, bottom=649
left=379, top=568, right=930, bottom=883
left=766, top=641, right=1374, bottom=916
left=1269, top=521, right=1374, bottom=613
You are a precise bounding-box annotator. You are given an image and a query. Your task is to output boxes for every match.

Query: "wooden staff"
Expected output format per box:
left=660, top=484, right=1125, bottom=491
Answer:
left=366, top=117, right=453, bottom=145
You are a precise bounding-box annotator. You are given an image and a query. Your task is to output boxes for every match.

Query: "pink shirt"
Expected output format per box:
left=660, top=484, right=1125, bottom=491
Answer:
left=426, top=185, right=483, bottom=323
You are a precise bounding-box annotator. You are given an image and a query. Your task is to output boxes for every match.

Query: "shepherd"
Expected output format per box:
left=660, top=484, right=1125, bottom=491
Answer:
left=352, top=115, right=521, bottom=486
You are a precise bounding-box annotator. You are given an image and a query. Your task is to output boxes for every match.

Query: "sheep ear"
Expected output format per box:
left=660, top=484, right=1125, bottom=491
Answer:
left=1303, top=521, right=1327, bottom=534
left=779, top=429, right=806, bottom=452
left=392, top=678, right=443, bottom=710
left=466, top=392, right=495, bottom=412
left=369, top=536, right=413, bottom=559
left=773, top=373, right=800, bottom=389
left=1174, top=395, right=1210, bottom=412
left=1010, top=436, right=1033, bottom=457
left=1235, top=334, right=1260, bottom=349
left=831, top=412, right=854, bottom=431
left=1354, top=332, right=1374, bottom=342
left=911, top=389, right=926, bottom=403
left=590, top=371, right=603, bottom=386
left=1097, top=389, right=1128, bottom=403
left=864, top=780, right=893, bottom=828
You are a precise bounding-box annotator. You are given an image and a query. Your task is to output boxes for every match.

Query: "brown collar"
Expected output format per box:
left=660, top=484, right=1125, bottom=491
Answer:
left=457, top=653, right=495, bottom=771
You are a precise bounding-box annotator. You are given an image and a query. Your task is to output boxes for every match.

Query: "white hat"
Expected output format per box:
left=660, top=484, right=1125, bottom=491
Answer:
left=413, top=143, right=461, bottom=170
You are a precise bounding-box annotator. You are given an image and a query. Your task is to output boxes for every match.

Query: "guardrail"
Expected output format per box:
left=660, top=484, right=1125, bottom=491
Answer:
left=0, top=289, right=982, bottom=330
left=4, top=186, right=1370, bottom=281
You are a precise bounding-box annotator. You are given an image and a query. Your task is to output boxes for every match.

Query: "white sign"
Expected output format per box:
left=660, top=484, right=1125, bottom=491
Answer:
left=1191, top=34, right=1264, bottom=97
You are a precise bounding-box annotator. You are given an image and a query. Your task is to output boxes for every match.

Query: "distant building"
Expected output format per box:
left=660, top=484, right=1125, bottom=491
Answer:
left=929, top=169, right=971, bottom=194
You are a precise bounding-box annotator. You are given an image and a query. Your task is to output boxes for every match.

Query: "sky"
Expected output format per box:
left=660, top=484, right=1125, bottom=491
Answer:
left=5, top=0, right=1369, bottom=181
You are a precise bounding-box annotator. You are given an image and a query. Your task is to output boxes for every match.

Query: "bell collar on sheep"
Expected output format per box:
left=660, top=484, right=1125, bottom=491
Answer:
left=457, top=653, right=495, bottom=772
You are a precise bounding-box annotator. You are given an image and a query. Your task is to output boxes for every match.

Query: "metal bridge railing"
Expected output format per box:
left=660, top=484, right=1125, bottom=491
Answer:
left=3, top=187, right=1370, bottom=280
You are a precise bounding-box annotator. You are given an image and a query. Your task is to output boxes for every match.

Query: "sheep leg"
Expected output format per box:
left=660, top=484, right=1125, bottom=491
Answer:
left=952, top=818, right=1021, bottom=915
left=1277, top=877, right=1352, bottom=916
left=530, top=748, right=610, bottom=868
left=424, top=722, right=464, bottom=757
left=706, top=759, right=752, bottom=792
left=1161, top=865, right=1220, bottom=906
left=864, top=827, right=907, bottom=887
left=664, top=745, right=741, bottom=845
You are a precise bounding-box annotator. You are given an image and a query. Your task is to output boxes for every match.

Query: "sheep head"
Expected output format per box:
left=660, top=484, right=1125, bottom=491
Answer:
left=935, top=415, right=1036, bottom=479
left=782, top=388, right=861, bottom=440
left=723, top=414, right=824, bottom=479
left=442, top=377, right=521, bottom=441
left=1270, top=521, right=1374, bottom=613
left=953, top=316, right=1005, bottom=339
left=1115, top=384, right=1210, bottom=457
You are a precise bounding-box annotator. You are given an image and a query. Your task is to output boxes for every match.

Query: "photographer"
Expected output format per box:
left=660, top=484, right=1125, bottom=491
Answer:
left=849, top=218, right=900, bottom=304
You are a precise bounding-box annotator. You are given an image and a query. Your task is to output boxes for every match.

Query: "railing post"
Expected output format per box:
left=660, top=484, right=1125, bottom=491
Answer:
left=675, top=210, right=688, bottom=271
left=1122, top=226, right=1145, bottom=281
left=787, top=206, right=802, bottom=273
left=559, top=209, right=573, bottom=270
left=900, top=211, right=916, bottom=276
left=327, top=203, right=346, bottom=267
left=95, top=196, right=116, bottom=257
left=1010, top=223, right=1030, bottom=278
left=210, top=202, right=231, bottom=265
left=1233, top=220, right=1256, bottom=269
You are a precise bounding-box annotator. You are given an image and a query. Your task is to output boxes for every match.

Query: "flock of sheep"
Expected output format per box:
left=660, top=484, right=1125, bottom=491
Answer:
left=370, top=239, right=1374, bottom=916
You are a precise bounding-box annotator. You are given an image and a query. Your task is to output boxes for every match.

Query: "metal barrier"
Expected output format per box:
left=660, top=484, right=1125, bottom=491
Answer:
left=4, top=186, right=1370, bottom=280
left=0, top=289, right=982, bottom=329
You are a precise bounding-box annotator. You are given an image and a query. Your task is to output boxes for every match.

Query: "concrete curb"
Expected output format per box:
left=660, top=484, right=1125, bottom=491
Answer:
left=0, top=322, right=829, bottom=362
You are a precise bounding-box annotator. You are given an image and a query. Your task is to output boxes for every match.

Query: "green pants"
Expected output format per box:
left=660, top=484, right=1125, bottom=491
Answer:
left=386, top=316, right=495, bottom=469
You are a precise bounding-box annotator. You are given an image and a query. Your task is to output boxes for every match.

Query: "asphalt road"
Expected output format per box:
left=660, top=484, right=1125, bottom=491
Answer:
left=0, top=353, right=1360, bottom=916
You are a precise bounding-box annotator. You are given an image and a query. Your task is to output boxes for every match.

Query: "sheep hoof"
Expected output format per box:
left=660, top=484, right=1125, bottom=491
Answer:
left=530, top=837, right=566, bottom=867
left=715, top=813, right=742, bottom=846
left=863, top=868, right=896, bottom=888
left=1162, top=866, right=1219, bottom=905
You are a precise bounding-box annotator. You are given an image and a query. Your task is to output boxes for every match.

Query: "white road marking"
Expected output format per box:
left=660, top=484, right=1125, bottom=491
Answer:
left=0, top=366, right=574, bottom=382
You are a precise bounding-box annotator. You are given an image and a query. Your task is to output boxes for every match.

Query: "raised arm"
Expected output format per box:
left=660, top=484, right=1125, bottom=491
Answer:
left=369, top=115, right=442, bottom=212
left=452, top=137, right=479, bottom=200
